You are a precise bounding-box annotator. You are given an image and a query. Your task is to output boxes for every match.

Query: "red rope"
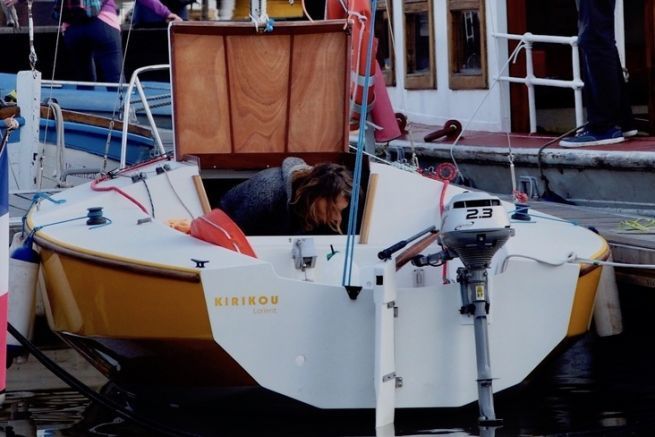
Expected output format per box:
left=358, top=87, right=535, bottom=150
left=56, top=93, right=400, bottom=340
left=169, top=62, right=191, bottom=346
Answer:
left=89, top=157, right=170, bottom=215
left=91, top=178, right=149, bottom=214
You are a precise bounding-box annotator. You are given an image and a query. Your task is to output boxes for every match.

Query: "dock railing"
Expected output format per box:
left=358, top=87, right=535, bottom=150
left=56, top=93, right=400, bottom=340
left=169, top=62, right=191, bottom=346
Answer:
left=492, top=32, right=583, bottom=134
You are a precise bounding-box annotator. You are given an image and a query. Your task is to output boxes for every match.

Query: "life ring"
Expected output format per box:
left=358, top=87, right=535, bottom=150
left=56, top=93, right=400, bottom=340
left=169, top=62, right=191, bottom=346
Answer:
left=190, top=209, right=257, bottom=258
left=326, top=0, right=377, bottom=128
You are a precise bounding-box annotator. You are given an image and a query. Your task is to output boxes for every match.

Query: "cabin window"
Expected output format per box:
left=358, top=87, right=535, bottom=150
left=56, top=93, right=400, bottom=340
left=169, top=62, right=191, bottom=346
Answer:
left=374, top=0, right=396, bottom=86
left=403, top=0, right=436, bottom=89
left=448, top=0, right=487, bottom=89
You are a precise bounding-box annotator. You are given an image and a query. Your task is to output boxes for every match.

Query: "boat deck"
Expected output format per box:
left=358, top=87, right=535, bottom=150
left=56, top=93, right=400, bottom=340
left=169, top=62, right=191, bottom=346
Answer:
left=514, top=199, right=655, bottom=289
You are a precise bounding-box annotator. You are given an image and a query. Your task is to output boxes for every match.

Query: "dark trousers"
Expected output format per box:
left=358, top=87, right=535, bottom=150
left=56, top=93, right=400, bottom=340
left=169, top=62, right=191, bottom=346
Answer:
left=577, top=0, right=632, bottom=131
left=63, top=18, right=123, bottom=83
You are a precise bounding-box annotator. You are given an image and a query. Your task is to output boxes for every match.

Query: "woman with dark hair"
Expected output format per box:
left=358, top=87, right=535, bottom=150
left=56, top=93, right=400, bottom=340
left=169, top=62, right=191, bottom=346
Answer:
left=219, top=157, right=352, bottom=236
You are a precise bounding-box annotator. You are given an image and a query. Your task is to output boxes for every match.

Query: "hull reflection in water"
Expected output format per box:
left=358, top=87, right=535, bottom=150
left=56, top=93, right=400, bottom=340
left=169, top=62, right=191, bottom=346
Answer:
left=3, top=306, right=655, bottom=437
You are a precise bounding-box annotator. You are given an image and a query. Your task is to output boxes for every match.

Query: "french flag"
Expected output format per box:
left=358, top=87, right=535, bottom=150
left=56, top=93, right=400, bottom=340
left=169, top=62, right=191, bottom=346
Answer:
left=1, top=123, right=10, bottom=400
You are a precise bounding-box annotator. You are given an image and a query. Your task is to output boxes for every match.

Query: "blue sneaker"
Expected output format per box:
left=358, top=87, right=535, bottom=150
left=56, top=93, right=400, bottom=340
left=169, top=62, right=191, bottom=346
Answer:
left=559, top=127, right=624, bottom=148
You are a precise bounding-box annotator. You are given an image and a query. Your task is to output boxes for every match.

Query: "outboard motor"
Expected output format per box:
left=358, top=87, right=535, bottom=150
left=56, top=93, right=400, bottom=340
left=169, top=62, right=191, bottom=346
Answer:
left=443, top=192, right=513, bottom=425
left=413, top=191, right=514, bottom=427
left=440, top=192, right=513, bottom=268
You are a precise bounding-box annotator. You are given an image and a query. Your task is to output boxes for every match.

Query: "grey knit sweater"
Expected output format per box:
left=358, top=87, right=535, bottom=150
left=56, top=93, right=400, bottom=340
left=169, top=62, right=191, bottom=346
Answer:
left=219, top=157, right=309, bottom=235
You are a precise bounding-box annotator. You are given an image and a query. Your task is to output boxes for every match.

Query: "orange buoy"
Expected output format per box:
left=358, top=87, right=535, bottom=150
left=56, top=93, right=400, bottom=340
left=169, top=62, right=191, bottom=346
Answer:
left=327, top=0, right=377, bottom=128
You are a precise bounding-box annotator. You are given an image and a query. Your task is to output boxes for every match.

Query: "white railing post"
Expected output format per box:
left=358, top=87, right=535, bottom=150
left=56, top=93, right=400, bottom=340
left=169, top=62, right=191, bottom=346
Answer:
left=134, top=78, right=166, bottom=156
left=120, top=64, right=170, bottom=169
left=523, top=37, right=537, bottom=133
left=571, top=42, right=585, bottom=129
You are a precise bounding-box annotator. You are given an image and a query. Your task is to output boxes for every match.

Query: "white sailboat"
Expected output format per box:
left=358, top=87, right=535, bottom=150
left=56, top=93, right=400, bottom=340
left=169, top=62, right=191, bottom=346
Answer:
left=21, top=19, right=611, bottom=428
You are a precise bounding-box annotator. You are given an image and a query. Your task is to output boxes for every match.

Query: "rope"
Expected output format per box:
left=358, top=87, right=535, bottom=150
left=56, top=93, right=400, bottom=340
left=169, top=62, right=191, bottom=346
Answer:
left=301, top=0, right=314, bottom=21
left=162, top=166, right=195, bottom=219
left=6, top=323, right=199, bottom=437
left=142, top=178, right=155, bottom=218
left=101, top=6, right=138, bottom=174
left=43, top=100, right=69, bottom=187
left=41, top=0, right=68, bottom=189
left=501, top=251, right=655, bottom=272
left=27, top=0, right=37, bottom=74
left=91, top=177, right=149, bottom=214
left=342, top=0, right=379, bottom=287
left=618, top=218, right=655, bottom=232
left=349, top=10, right=368, bottom=121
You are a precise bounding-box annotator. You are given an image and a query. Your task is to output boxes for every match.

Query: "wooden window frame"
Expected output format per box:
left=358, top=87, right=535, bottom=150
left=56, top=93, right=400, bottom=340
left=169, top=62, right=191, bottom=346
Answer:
left=375, top=0, right=396, bottom=86
left=448, top=0, right=488, bottom=89
left=403, top=0, right=436, bottom=90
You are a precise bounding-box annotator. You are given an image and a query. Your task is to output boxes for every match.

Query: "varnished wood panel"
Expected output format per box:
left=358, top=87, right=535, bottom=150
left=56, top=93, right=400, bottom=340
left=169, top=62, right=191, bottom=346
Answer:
left=288, top=32, right=348, bottom=153
left=170, top=21, right=350, bottom=168
left=172, top=33, right=231, bottom=157
left=226, top=35, right=290, bottom=153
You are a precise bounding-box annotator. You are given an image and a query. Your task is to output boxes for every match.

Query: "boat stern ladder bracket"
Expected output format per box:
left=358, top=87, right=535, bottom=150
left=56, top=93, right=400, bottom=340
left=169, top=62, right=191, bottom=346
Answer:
left=373, top=261, right=399, bottom=428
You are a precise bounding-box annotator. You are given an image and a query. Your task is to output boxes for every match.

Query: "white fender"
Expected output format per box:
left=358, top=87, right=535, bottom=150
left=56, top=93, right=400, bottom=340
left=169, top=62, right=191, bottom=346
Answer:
left=8, top=232, right=38, bottom=347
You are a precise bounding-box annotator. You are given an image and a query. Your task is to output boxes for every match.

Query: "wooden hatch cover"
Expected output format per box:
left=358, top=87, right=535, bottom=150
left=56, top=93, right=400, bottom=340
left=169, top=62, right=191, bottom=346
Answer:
left=169, top=20, right=352, bottom=170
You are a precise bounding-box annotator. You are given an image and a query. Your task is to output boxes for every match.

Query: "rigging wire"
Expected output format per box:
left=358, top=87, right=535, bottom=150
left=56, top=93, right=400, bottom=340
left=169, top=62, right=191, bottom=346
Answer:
left=6, top=323, right=200, bottom=437
left=447, top=40, right=527, bottom=178
left=343, top=0, right=379, bottom=288
left=102, top=4, right=139, bottom=174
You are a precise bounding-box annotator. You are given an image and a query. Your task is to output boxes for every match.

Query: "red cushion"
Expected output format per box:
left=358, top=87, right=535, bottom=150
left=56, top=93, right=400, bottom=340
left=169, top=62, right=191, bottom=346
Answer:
left=190, top=209, right=257, bottom=258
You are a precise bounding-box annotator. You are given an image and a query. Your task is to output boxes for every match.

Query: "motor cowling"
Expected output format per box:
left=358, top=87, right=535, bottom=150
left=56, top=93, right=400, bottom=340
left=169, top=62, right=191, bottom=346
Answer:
left=440, top=192, right=514, bottom=268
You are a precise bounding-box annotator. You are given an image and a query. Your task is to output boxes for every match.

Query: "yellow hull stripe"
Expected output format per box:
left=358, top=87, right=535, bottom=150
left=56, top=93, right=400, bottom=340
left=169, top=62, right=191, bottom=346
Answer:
left=567, top=236, right=611, bottom=337
left=40, top=249, right=212, bottom=339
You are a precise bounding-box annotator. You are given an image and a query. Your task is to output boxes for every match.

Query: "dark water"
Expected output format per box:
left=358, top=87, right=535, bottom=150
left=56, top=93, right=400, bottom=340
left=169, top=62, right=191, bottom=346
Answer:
left=2, top=287, right=655, bottom=437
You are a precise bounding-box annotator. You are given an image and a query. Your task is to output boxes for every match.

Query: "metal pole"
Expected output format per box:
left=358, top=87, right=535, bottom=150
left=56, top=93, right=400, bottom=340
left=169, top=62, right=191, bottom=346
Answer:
left=202, top=0, right=209, bottom=19
left=524, top=40, right=537, bottom=133
left=571, top=42, right=585, bottom=128
left=461, top=267, right=502, bottom=426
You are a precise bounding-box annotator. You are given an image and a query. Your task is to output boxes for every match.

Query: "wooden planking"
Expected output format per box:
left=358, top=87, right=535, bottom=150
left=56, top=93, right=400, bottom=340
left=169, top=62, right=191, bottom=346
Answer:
left=172, top=32, right=231, bottom=157
left=227, top=35, right=290, bottom=154
left=170, top=21, right=351, bottom=168
left=39, top=106, right=151, bottom=137
left=288, top=32, right=348, bottom=153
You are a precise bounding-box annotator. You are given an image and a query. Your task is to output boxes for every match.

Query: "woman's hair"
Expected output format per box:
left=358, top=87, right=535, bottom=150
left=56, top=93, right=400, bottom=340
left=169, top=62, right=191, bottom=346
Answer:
left=290, top=162, right=353, bottom=233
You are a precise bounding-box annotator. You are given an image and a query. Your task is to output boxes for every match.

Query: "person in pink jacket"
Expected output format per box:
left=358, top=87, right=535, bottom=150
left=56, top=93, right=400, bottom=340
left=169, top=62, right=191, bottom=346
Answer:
left=56, top=0, right=181, bottom=82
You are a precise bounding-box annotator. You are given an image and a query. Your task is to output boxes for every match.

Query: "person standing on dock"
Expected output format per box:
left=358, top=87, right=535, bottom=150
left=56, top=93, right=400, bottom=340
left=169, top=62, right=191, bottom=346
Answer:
left=560, top=0, right=635, bottom=148
left=53, top=0, right=124, bottom=82
left=54, top=0, right=181, bottom=83
left=132, top=0, right=186, bottom=29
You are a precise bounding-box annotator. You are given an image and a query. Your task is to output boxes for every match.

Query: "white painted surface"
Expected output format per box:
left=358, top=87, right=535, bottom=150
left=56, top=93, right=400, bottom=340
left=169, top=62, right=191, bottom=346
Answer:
left=28, top=161, right=607, bottom=409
